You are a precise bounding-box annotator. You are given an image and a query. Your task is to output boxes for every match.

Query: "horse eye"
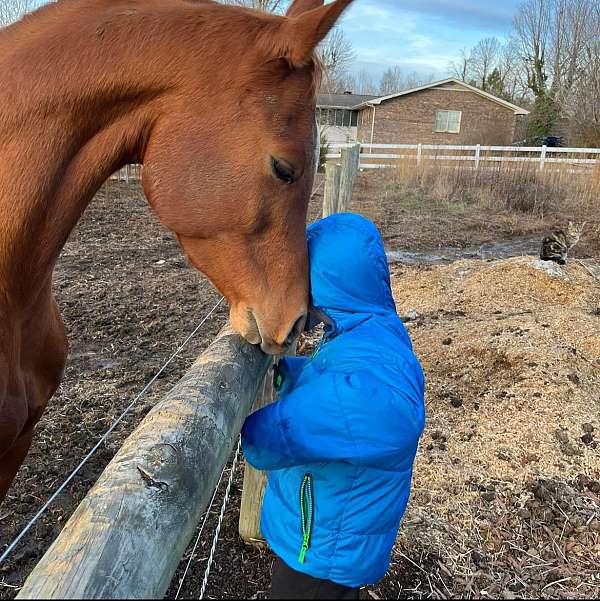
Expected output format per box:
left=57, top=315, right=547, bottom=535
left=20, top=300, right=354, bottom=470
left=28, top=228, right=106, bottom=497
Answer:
left=271, top=157, right=296, bottom=184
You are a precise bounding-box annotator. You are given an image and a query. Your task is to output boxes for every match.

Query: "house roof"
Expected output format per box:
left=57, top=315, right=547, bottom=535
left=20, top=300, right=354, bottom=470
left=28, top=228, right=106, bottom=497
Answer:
left=353, top=78, right=530, bottom=115
left=316, top=93, right=378, bottom=109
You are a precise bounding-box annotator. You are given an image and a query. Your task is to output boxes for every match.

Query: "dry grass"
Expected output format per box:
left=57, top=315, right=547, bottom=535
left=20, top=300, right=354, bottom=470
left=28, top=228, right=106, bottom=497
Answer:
left=377, top=157, right=600, bottom=219
left=592, top=161, right=600, bottom=191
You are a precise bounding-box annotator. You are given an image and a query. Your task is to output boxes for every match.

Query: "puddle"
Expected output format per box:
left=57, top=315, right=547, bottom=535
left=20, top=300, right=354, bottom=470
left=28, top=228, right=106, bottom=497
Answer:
left=386, top=238, right=540, bottom=266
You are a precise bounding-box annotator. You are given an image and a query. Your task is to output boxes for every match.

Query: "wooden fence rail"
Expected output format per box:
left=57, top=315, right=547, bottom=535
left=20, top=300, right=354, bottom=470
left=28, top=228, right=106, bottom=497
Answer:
left=324, top=143, right=600, bottom=171
left=17, top=326, right=270, bottom=600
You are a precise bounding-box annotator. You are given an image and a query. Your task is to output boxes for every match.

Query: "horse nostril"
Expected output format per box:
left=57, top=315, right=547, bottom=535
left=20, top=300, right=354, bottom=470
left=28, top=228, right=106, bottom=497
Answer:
left=284, top=313, right=307, bottom=347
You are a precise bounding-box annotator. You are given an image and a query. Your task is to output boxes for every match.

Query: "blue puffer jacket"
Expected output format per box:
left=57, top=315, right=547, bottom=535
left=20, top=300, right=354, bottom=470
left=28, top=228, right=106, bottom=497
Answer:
left=241, top=214, right=425, bottom=588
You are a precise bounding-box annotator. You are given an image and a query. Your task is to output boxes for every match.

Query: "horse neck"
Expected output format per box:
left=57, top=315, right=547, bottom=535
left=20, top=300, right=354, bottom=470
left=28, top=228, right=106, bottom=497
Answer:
left=0, top=17, right=163, bottom=308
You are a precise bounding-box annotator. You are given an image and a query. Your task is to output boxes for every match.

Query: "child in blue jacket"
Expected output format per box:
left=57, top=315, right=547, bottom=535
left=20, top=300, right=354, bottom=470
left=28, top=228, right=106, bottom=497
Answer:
left=241, top=214, right=426, bottom=600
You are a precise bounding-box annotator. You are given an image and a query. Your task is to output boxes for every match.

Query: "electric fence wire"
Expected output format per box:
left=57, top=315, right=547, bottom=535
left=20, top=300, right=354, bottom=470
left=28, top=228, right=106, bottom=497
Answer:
left=199, top=440, right=241, bottom=600
left=0, top=296, right=225, bottom=565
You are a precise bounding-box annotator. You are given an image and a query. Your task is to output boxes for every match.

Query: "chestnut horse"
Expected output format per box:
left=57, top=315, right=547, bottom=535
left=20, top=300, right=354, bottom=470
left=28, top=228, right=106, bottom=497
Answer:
left=0, top=0, right=355, bottom=502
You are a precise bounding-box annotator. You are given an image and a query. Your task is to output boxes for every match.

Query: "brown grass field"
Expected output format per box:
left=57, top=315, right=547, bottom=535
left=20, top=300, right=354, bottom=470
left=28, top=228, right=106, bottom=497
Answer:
left=1, top=165, right=599, bottom=599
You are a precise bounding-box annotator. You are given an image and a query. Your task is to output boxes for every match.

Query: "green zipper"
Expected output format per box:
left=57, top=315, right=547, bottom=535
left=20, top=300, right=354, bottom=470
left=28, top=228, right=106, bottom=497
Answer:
left=298, top=474, right=314, bottom=564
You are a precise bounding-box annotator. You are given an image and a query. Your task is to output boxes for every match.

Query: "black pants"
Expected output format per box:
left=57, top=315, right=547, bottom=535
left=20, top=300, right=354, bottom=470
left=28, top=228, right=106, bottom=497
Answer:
left=270, top=557, right=360, bottom=600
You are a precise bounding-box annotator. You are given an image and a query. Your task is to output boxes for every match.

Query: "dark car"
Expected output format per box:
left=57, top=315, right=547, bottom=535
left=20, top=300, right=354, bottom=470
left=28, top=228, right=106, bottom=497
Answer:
left=514, top=135, right=565, bottom=147
left=538, top=135, right=564, bottom=147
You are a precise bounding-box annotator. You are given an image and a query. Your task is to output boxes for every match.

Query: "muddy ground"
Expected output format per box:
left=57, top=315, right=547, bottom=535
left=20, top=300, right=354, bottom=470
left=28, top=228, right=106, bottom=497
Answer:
left=1, top=171, right=599, bottom=599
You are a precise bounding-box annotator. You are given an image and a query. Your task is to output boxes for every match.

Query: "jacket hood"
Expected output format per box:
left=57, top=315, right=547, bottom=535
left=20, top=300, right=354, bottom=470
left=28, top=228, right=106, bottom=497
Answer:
left=307, top=214, right=397, bottom=336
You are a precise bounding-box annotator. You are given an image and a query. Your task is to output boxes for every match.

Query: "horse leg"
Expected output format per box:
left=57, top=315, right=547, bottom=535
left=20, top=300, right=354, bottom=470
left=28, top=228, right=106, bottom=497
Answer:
left=0, top=430, right=34, bottom=503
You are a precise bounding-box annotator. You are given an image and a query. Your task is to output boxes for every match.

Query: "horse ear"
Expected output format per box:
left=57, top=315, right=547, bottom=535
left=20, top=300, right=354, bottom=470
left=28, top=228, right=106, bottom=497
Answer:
left=286, top=0, right=324, bottom=17
left=279, top=0, right=354, bottom=68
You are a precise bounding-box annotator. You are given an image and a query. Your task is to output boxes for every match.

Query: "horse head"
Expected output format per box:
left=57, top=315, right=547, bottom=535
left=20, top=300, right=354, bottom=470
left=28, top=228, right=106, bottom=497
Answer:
left=142, top=0, right=354, bottom=353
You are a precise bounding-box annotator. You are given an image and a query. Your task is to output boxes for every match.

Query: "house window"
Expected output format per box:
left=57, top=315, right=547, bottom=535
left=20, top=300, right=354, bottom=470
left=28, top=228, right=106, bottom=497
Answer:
left=435, top=110, right=462, bottom=133
left=316, top=108, right=358, bottom=127
left=320, top=109, right=335, bottom=126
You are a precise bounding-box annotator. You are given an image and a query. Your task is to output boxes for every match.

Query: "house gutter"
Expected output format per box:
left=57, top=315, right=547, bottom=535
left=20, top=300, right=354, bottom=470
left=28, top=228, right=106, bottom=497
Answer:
left=369, top=103, right=376, bottom=152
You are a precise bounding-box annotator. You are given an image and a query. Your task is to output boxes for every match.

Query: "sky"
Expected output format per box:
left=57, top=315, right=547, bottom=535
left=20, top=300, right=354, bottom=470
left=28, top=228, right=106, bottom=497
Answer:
left=338, top=0, right=523, bottom=82
left=21, top=0, right=524, bottom=82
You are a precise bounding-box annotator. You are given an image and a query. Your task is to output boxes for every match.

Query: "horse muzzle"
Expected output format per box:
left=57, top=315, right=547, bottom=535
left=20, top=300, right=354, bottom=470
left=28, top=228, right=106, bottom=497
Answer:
left=230, top=305, right=307, bottom=355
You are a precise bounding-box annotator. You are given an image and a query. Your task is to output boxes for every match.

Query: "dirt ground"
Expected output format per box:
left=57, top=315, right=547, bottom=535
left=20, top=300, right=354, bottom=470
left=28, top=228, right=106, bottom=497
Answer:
left=1, top=171, right=599, bottom=599
left=389, top=257, right=600, bottom=599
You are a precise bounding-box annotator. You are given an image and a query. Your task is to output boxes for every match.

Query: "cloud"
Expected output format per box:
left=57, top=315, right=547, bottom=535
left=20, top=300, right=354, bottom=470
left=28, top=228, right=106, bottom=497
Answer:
left=364, top=0, right=517, bottom=31
left=339, top=0, right=520, bottom=84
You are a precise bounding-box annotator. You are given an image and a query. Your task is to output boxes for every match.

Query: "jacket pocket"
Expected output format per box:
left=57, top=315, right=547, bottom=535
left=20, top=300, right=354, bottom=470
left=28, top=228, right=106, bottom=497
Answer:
left=298, top=473, right=314, bottom=564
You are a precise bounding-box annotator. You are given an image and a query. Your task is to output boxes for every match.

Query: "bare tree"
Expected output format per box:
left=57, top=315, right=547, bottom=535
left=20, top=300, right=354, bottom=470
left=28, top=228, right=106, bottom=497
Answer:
left=324, top=71, right=357, bottom=94
left=497, top=39, right=530, bottom=103
left=512, top=0, right=600, bottom=136
left=444, top=0, right=599, bottom=138
left=565, top=6, right=600, bottom=144
left=0, top=0, right=36, bottom=27
left=513, top=0, right=598, bottom=103
left=470, top=37, right=503, bottom=91
left=448, top=48, right=472, bottom=81
left=354, top=69, right=377, bottom=94
left=513, top=0, right=552, bottom=98
left=378, top=67, right=429, bottom=95
left=379, top=67, right=403, bottom=95
left=448, top=39, right=527, bottom=102
left=318, top=26, right=356, bottom=90
left=219, top=0, right=285, bottom=13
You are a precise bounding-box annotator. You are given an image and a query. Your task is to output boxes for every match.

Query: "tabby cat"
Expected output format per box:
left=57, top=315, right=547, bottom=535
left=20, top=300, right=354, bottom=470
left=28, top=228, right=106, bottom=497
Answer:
left=540, top=222, right=586, bottom=265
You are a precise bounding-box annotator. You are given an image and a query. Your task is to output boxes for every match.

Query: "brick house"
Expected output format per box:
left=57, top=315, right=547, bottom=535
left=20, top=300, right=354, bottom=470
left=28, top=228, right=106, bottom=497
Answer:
left=317, top=79, right=529, bottom=146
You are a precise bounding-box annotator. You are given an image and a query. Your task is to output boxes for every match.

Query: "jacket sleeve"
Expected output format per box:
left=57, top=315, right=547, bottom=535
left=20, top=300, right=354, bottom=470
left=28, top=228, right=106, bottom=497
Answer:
left=241, top=364, right=425, bottom=472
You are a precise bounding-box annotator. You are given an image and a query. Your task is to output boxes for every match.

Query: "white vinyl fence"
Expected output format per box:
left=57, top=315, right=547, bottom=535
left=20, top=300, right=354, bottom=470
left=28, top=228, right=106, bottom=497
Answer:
left=109, top=144, right=600, bottom=181
left=325, top=143, right=600, bottom=171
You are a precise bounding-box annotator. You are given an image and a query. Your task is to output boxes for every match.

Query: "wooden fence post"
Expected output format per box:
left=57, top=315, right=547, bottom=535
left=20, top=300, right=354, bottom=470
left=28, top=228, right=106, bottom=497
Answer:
left=239, top=336, right=298, bottom=545
left=238, top=366, right=275, bottom=544
left=475, top=144, right=481, bottom=169
left=323, top=162, right=341, bottom=217
left=416, top=143, right=423, bottom=167
left=338, top=144, right=360, bottom=213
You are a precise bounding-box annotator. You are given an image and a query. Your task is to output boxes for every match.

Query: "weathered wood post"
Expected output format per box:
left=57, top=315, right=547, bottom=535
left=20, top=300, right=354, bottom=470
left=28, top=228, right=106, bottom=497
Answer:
left=540, top=145, right=548, bottom=171
left=338, top=143, right=360, bottom=213
left=238, top=366, right=275, bottom=544
left=17, top=326, right=270, bottom=600
left=323, top=162, right=342, bottom=217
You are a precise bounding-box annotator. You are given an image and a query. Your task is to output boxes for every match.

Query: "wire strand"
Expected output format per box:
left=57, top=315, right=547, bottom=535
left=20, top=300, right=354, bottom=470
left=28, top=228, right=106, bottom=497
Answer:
left=175, top=456, right=229, bottom=600
left=0, top=296, right=225, bottom=565
left=199, top=440, right=241, bottom=600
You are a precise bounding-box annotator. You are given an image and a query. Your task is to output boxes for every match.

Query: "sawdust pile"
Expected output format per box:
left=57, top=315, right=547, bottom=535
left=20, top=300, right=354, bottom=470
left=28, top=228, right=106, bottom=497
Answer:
left=388, top=256, right=600, bottom=599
